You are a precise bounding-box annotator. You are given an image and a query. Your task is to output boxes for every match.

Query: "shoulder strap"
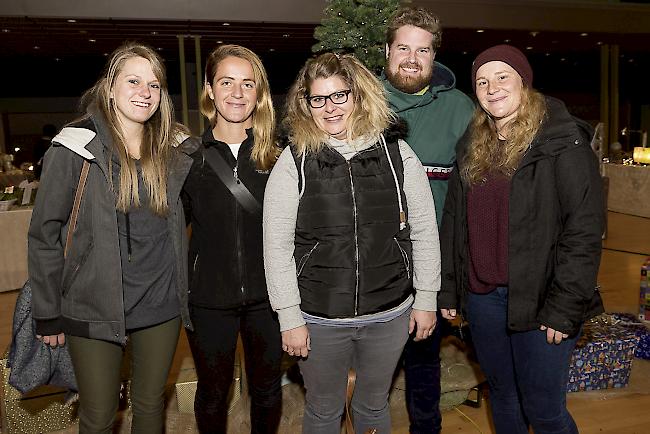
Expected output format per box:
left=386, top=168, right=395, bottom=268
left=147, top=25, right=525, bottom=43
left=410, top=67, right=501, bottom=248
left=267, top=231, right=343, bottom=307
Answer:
left=64, top=159, right=90, bottom=258
left=203, top=147, right=262, bottom=215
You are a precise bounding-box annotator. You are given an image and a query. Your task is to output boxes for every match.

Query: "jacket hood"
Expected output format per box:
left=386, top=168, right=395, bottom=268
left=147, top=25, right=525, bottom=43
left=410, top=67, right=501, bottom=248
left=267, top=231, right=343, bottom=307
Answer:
left=383, top=61, right=459, bottom=114
left=528, top=96, right=593, bottom=158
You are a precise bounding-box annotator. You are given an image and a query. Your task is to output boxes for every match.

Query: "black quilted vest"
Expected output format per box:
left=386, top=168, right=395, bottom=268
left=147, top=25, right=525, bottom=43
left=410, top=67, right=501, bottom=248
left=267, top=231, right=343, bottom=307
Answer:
left=292, top=137, right=413, bottom=318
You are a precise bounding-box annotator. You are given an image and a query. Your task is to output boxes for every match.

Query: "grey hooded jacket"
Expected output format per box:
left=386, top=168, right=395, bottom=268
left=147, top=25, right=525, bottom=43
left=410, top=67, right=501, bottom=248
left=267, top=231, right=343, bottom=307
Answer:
left=28, top=111, right=198, bottom=345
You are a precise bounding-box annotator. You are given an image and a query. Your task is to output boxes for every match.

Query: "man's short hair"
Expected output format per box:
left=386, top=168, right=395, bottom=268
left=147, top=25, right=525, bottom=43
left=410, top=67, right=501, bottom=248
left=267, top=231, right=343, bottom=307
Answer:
left=386, top=7, right=442, bottom=51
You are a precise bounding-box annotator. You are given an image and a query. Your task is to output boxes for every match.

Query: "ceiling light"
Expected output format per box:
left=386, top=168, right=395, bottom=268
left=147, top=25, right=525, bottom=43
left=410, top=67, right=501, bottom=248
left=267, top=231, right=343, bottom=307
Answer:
left=103, top=52, right=109, bottom=56
left=530, top=31, right=539, bottom=37
left=33, top=45, right=40, bottom=50
left=526, top=46, right=533, bottom=50
left=560, top=57, right=566, bottom=62
left=67, top=19, right=77, bottom=23
left=580, top=32, right=588, bottom=37
left=282, top=33, right=290, bottom=38
left=157, top=47, right=163, bottom=51
left=545, top=53, right=550, bottom=56
left=89, top=39, right=96, bottom=42
left=596, top=41, right=603, bottom=45
left=476, top=29, right=484, bottom=33
left=222, top=22, right=230, bottom=26
left=217, top=40, right=223, bottom=44
left=504, top=39, right=511, bottom=43
left=2, top=29, right=10, bottom=33
left=55, top=57, right=61, bottom=61
left=462, top=51, right=467, bottom=55
left=151, top=31, right=158, bottom=35
left=269, top=48, right=275, bottom=52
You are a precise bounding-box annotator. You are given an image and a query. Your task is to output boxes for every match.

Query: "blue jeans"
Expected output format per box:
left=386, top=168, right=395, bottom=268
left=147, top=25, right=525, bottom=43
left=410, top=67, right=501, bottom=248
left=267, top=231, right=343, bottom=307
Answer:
left=402, top=310, right=443, bottom=434
left=298, top=309, right=411, bottom=434
left=465, top=287, right=579, bottom=434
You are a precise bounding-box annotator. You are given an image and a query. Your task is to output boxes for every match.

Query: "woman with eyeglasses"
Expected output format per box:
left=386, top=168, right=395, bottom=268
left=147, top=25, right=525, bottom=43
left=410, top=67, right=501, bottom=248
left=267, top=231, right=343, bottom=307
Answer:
left=263, top=53, right=440, bottom=433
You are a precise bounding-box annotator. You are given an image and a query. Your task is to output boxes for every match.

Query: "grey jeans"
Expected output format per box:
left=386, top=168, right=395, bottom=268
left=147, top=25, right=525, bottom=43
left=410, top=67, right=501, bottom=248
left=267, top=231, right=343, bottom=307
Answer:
left=298, top=309, right=410, bottom=434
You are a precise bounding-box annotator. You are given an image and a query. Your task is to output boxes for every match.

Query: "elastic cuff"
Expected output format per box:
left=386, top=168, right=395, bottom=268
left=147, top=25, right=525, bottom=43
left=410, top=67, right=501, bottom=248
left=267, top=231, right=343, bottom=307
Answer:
left=34, top=317, right=63, bottom=336
left=276, top=306, right=306, bottom=332
left=413, top=289, right=437, bottom=312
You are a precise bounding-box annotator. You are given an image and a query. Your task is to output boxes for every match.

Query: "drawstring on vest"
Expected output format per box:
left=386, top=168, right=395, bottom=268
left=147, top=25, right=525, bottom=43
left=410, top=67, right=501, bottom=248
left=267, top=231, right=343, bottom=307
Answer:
left=380, top=134, right=407, bottom=230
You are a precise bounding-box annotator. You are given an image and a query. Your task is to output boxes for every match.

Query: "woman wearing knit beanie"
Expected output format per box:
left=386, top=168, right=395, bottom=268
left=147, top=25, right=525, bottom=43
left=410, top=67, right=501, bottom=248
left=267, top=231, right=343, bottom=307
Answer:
left=438, top=44, right=605, bottom=434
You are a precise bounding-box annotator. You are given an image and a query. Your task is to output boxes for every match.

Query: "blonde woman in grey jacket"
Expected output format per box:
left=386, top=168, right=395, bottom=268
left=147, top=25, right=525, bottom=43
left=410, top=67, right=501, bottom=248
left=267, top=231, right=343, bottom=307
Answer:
left=263, top=53, right=440, bottom=434
left=29, top=43, right=196, bottom=433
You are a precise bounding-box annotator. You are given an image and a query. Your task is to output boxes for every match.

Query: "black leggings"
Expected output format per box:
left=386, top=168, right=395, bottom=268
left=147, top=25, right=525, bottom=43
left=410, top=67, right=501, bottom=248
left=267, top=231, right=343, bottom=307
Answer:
left=187, top=301, right=283, bottom=434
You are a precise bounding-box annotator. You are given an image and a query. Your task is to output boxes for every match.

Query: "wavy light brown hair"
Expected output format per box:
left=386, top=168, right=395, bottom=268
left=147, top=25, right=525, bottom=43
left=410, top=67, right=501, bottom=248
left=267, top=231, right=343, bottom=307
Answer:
left=80, top=41, right=182, bottom=215
left=200, top=44, right=278, bottom=171
left=284, top=53, right=394, bottom=155
left=387, top=7, right=442, bottom=50
left=462, top=87, right=547, bottom=185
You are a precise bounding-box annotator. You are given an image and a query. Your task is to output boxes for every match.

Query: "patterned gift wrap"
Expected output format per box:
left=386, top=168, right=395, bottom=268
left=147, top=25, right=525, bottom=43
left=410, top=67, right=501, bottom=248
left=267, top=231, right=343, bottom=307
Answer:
left=175, top=356, right=241, bottom=414
left=0, top=356, right=78, bottom=433
left=609, top=312, right=650, bottom=360
left=567, top=315, right=639, bottom=392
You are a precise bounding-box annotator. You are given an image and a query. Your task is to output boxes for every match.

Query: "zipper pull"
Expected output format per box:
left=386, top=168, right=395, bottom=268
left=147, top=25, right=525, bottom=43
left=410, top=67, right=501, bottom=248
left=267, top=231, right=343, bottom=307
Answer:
left=234, top=165, right=240, bottom=184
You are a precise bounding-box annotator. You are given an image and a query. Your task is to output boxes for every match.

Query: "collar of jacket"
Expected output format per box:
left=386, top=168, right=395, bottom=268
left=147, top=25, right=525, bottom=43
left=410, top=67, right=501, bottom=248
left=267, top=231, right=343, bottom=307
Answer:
left=201, top=127, right=254, bottom=150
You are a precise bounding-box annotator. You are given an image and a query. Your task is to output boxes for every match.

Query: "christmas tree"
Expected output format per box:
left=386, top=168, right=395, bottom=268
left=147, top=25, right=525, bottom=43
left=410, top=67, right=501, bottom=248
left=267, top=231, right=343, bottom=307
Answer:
left=312, top=0, right=407, bottom=73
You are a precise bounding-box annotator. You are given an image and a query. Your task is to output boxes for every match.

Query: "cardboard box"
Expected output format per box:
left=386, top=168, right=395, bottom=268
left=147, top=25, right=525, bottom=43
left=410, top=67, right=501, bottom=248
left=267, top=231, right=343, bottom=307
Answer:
left=0, top=357, right=78, bottom=433
left=641, top=259, right=649, bottom=320
left=567, top=316, right=639, bottom=392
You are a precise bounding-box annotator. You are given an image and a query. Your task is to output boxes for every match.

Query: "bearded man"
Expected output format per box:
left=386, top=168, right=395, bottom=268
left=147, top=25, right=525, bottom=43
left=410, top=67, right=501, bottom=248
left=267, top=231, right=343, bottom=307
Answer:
left=382, top=7, right=474, bottom=434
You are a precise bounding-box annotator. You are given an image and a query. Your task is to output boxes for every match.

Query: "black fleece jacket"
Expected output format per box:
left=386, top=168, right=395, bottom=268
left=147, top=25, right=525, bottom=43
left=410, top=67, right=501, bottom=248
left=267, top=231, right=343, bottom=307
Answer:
left=438, top=96, right=605, bottom=336
left=182, top=129, right=270, bottom=308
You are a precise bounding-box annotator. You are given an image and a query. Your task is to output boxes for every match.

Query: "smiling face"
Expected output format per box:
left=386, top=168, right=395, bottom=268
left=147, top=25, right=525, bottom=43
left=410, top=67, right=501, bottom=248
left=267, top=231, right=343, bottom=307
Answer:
left=386, top=25, right=435, bottom=94
left=206, top=56, right=257, bottom=127
left=308, top=75, right=354, bottom=140
left=111, top=56, right=161, bottom=130
left=475, top=60, right=523, bottom=130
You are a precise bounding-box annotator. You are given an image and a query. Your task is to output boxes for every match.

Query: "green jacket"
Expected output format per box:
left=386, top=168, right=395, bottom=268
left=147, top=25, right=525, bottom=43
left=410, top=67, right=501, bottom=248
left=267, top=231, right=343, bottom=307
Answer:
left=383, top=62, right=474, bottom=226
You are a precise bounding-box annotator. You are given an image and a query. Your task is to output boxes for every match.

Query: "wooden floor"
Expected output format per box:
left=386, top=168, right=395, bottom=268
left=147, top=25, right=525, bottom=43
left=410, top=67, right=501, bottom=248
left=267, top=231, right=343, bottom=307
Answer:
left=1, top=211, right=648, bottom=433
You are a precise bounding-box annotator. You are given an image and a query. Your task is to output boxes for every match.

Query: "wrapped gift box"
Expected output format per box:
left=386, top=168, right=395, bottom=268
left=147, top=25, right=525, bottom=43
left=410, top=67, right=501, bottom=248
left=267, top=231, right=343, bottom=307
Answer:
left=0, top=356, right=78, bottom=433
left=609, top=313, right=650, bottom=360
left=641, top=258, right=650, bottom=321
left=175, top=356, right=241, bottom=414
left=567, top=316, right=639, bottom=392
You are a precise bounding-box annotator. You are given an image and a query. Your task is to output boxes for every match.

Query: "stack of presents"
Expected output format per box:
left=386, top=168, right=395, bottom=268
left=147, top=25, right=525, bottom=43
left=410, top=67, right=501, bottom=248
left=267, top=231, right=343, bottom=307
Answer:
left=1, top=259, right=650, bottom=432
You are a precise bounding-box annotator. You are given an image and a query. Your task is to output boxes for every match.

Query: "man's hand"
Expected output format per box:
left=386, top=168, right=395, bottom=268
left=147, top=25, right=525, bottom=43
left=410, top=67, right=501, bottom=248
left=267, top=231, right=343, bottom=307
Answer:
left=281, top=325, right=310, bottom=357
left=409, top=309, right=437, bottom=341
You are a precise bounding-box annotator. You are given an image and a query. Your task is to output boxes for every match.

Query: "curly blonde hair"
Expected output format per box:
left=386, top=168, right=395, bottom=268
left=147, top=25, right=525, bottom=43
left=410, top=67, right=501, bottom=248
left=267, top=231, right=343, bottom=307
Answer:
left=200, top=44, right=279, bottom=171
left=284, top=53, right=394, bottom=155
left=462, top=87, right=546, bottom=185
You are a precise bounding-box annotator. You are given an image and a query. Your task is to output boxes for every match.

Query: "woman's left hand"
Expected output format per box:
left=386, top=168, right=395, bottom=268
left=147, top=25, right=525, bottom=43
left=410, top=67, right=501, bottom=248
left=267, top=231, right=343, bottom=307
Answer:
left=540, top=325, right=568, bottom=344
left=409, top=309, right=437, bottom=341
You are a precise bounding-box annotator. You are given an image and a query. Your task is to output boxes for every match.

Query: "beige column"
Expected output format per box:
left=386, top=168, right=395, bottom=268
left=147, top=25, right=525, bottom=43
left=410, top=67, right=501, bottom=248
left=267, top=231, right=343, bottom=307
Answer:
left=178, top=35, right=189, bottom=128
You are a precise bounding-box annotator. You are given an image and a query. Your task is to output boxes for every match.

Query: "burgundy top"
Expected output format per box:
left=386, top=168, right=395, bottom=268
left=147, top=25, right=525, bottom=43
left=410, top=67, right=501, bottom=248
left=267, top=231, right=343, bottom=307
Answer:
left=466, top=173, right=511, bottom=293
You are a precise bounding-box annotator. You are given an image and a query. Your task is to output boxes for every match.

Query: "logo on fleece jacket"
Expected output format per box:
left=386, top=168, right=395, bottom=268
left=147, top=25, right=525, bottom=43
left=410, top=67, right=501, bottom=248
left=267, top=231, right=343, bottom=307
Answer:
left=423, top=163, right=454, bottom=180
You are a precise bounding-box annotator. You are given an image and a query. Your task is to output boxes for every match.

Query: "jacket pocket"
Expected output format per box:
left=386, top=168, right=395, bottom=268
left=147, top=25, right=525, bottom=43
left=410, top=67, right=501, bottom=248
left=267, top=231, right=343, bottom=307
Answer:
left=394, top=237, right=411, bottom=279
left=296, top=242, right=319, bottom=277
left=61, top=241, right=94, bottom=297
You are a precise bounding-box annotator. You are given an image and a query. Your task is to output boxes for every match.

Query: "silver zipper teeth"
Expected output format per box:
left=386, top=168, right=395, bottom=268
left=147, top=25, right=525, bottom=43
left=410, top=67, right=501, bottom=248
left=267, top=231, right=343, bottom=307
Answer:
left=193, top=254, right=199, bottom=272
left=394, top=237, right=410, bottom=278
left=347, top=162, right=360, bottom=316
left=297, top=241, right=320, bottom=276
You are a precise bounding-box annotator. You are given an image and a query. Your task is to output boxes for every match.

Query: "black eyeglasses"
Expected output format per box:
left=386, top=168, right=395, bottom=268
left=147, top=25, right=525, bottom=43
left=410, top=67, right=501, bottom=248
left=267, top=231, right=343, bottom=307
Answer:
left=305, top=89, right=352, bottom=109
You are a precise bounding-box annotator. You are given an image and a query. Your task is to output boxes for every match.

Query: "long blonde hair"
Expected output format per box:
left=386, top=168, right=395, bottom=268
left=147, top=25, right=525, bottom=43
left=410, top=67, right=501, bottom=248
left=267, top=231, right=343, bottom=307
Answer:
left=284, top=53, right=394, bottom=155
left=200, top=44, right=279, bottom=171
left=80, top=42, right=181, bottom=215
left=462, top=87, right=546, bottom=185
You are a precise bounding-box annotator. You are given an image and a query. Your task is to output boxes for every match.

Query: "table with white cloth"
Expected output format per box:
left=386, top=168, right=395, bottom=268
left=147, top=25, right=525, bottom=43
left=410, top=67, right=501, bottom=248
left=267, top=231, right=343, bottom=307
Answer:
left=0, top=207, right=32, bottom=292
left=602, top=163, right=650, bottom=218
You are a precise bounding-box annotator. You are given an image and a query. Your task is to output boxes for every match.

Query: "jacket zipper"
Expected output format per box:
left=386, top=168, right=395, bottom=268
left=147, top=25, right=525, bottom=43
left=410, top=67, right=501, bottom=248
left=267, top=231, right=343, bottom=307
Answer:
left=297, top=241, right=320, bottom=276
left=347, top=161, right=360, bottom=316
left=393, top=237, right=411, bottom=279
left=234, top=162, right=245, bottom=299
